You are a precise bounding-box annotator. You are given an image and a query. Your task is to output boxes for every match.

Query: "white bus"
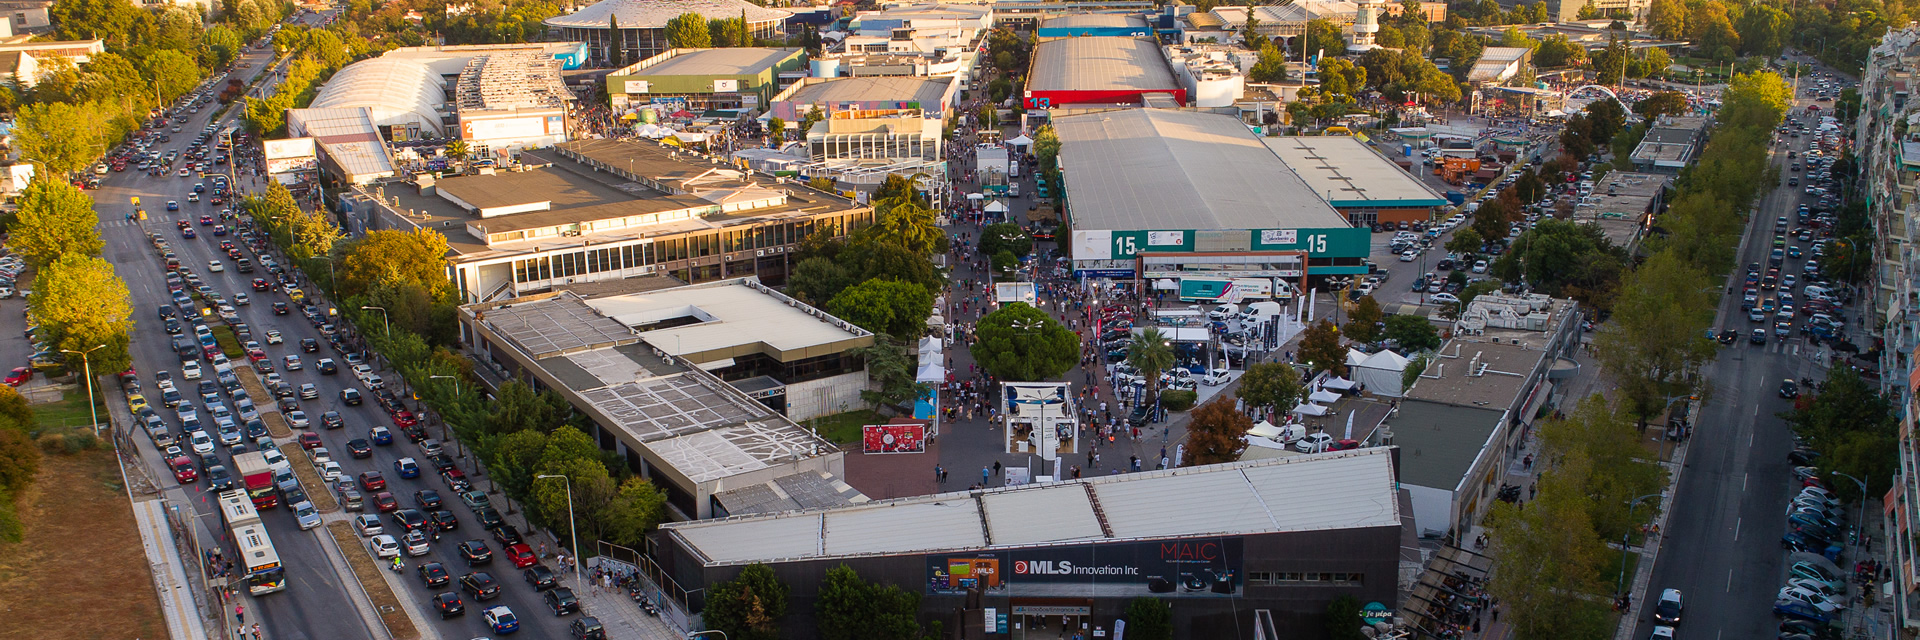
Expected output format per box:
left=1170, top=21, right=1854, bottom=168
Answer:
left=217, top=490, right=286, bottom=595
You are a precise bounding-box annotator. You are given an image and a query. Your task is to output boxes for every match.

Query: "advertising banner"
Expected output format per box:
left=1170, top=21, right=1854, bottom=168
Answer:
left=927, top=537, right=1243, bottom=598
left=861, top=424, right=927, bottom=454
left=263, top=137, right=317, bottom=175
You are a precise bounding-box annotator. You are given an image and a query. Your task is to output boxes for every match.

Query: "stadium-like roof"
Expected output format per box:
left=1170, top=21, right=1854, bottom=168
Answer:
left=1028, top=37, right=1179, bottom=93
left=545, top=0, right=791, bottom=29
left=309, top=58, right=445, bottom=136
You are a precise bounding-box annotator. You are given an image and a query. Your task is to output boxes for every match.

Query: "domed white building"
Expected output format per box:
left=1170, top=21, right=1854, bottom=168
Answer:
left=545, top=0, right=792, bottom=66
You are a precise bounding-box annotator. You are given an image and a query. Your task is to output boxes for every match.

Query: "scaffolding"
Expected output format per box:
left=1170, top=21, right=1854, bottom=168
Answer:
left=795, top=158, right=950, bottom=211
left=455, top=52, right=572, bottom=112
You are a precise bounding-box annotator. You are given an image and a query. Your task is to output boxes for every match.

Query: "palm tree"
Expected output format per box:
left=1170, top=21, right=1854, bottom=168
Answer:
left=869, top=198, right=942, bottom=255
left=446, top=139, right=471, bottom=164
left=1126, top=326, right=1176, bottom=407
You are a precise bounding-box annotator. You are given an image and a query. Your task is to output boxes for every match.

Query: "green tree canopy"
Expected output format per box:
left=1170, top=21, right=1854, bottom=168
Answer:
left=602, top=476, right=668, bottom=548
left=29, top=253, right=134, bottom=375
left=1124, top=598, right=1174, bottom=640
left=1297, top=319, right=1347, bottom=377
left=979, top=222, right=1032, bottom=258
left=970, top=303, right=1079, bottom=382
left=665, top=12, right=712, bottom=48
left=1343, top=296, right=1384, bottom=343
left=1492, top=218, right=1629, bottom=309
left=14, top=101, right=107, bottom=177
left=1383, top=314, right=1442, bottom=352
left=1126, top=326, right=1177, bottom=402
left=825, top=278, right=933, bottom=340
left=786, top=256, right=857, bottom=306
left=10, top=177, right=102, bottom=269
left=1591, top=251, right=1717, bottom=430
left=815, top=564, right=925, bottom=640
left=337, top=228, right=453, bottom=300
left=1235, top=362, right=1303, bottom=418
left=704, top=564, right=789, bottom=640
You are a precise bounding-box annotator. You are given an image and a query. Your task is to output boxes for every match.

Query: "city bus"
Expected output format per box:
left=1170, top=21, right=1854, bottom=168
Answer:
left=216, top=490, right=286, bottom=595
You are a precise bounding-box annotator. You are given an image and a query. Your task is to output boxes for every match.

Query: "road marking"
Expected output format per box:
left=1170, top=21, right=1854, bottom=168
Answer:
left=1743, top=473, right=1749, bottom=490
left=1728, top=568, right=1735, bottom=592
left=1734, top=517, right=1741, bottom=541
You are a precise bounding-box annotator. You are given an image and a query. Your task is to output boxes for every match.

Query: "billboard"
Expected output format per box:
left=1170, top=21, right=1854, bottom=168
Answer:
left=927, top=537, right=1243, bottom=598
left=1069, top=227, right=1370, bottom=261
left=264, top=137, right=318, bottom=175
left=861, top=424, right=926, bottom=454
left=462, top=116, right=546, bottom=141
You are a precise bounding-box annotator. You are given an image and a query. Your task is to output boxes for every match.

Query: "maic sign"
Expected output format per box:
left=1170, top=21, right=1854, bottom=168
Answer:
left=927, top=537, right=1243, bottom=598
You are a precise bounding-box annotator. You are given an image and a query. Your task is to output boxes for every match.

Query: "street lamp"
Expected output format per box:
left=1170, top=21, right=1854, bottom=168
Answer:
left=1830, top=471, right=1869, bottom=550
left=428, top=374, right=463, bottom=457
left=1619, top=493, right=1662, bottom=595
left=360, top=305, right=389, bottom=337
left=535, top=474, right=582, bottom=587
left=62, top=344, right=108, bottom=437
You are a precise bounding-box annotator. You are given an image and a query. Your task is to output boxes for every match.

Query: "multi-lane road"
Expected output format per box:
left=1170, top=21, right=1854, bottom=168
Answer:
left=1631, top=73, right=1856, bottom=639
left=88, top=17, right=578, bottom=640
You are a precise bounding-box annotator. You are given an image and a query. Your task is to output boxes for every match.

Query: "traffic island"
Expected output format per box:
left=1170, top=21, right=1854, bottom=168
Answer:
left=325, top=521, right=419, bottom=640
left=282, top=444, right=338, bottom=512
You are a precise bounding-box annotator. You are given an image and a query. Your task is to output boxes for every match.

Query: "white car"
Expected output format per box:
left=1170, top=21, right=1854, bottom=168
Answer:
left=208, top=260, right=223, bottom=272
left=287, top=410, right=309, bottom=429
left=1777, top=585, right=1844, bottom=612
left=353, top=513, right=383, bottom=537
left=1199, top=368, right=1232, bottom=386
left=1471, top=260, right=1489, bottom=274
left=1294, top=432, right=1334, bottom=453
left=294, top=501, right=322, bottom=530
left=1398, top=250, right=1417, bottom=262
left=181, top=361, right=202, bottom=380
left=317, top=460, right=344, bottom=483
left=187, top=430, right=215, bottom=454
left=368, top=534, right=400, bottom=559
left=401, top=529, right=431, bottom=556
left=261, top=447, right=290, bottom=472
left=1430, top=293, right=1461, bottom=305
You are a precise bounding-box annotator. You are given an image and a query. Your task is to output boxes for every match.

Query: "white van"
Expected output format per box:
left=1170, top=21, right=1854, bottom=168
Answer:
left=1207, top=304, right=1239, bottom=321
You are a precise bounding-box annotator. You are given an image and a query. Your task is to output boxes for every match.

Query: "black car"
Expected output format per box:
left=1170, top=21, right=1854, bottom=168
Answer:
left=1125, top=403, right=1154, bottom=428
left=1789, top=448, right=1821, bottom=466
left=392, top=508, right=428, bottom=532
left=206, top=465, right=235, bottom=491
left=474, top=506, right=505, bottom=530
left=341, top=388, right=363, bottom=405
left=322, top=410, right=345, bottom=429
left=415, top=489, right=443, bottom=510
left=243, top=419, right=268, bottom=439
left=1781, top=379, right=1800, bottom=399
left=1780, top=619, right=1841, bottom=640
left=459, top=539, right=492, bottom=565
left=428, top=509, right=459, bottom=531
left=544, top=587, right=580, bottom=615
left=271, top=301, right=289, bottom=315
left=300, top=338, right=318, bottom=353
left=346, top=438, right=373, bottom=458
left=427, top=453, right=457, bottom=473
left=418, top=561, right=451, bottom=587
left=1751, top=328, right=1768, bottom=345
left=524, top=564, right=558, bottom=591
left=460, top=571, right=500, bottom=600
left=1716, top=330, right=1737, bottom=345
left=569, top=617, right=607, bottom=640
left=432, top=591, right=465, bottom=618
left=317, top=359, right=337, bottom=375
left=492, top=524, right=523, bottom=546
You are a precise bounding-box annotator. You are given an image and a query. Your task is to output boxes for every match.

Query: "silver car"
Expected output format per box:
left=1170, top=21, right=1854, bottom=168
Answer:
left=294, top=501, right=322, bottom=530
left=402, top=529, right=431, bottom=556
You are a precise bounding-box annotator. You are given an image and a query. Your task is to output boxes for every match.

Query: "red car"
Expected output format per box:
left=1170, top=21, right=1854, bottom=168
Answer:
left=252, top=278, right=271, bottom=291
left=393, top=410, right=418, bottom=428
left=359, top=471, right=387, bottom=492
left=5, top=367, right=31, bottom=386
left=506, top=542, right=538, bottom=569
left=247, top=349, right=268, bottom=362
left=299, top=432, right=323, bottom=449
left=169, top=456, right=199, bottom=483
left=373, top=491, right=399, bottom=512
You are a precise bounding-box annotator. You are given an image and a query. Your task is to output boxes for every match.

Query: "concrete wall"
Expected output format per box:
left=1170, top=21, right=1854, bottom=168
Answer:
left=784, top=370, right=868, bottom=423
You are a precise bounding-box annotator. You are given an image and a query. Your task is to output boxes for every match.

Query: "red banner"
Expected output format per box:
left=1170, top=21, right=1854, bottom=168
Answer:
left=862, top=424, right=927, bottom=454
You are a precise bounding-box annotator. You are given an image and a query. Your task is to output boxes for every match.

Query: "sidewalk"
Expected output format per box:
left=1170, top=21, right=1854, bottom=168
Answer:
left=131, top=497, right=212, bottom=640
left=572, top=561, right=683, bottom=640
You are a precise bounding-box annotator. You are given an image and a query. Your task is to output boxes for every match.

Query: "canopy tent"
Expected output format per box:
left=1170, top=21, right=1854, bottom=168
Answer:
left=984, top=200, right=1009, bottom=213
left=919, top=336, right=943, bottom=355
left=1291, top=403, right=1330, bottom=417
left=1353, top=348, right=1412, bottom=397
left=1346, top=349, right=1371, bottom=367
left=1154, top=279, right=1178, bottom=290
left=916, top=362, right=946, bottom=383
left=1321, top=377, right=1357, bottom=391
left=1247, top=421, right=1282, bottom=439
left=967, top=193, right=985, bottom=200
left=1308, top=389, right=1343, bottom=404
left=1006, top=134, right=1034, bottom=147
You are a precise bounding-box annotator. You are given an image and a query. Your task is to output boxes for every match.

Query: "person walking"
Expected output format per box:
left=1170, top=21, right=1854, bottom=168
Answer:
left=235, top=604, right=245, bottom=625
left=983, top=466, right=991, bottom=486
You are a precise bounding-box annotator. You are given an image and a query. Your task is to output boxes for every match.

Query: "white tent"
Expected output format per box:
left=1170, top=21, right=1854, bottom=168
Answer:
left=1353, top=349, right=1412, bottom=398
left=1345, top=349, right=1371, bottom=368
left=1308, top=389, right=1343, bottom=404
left=1006, top=134, right=1034, bottom=147
left=1154, top=279, right=1179, bottom=290
left=1291, top=403, right=1330, bottom=416
left=1247, top=421, right=1282, bottom=439
left=1322, top=377, right=1357, bottom=391
left=917, top=362, right=946, bottom=383
left=984, top=200, right=1008, bottom=213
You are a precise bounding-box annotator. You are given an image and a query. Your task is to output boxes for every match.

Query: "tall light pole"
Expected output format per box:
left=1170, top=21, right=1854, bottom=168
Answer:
left=1619, top=493, right=1662, bottom=595
left=360, top=305, right=389, bottom=337
left=535, top=474, right=582, bottom=587
left=428, top=374, right=463, bottom=457
left=62, top=344, right=108, bottom=437
left=1830, top=471, right=1869, bottom=550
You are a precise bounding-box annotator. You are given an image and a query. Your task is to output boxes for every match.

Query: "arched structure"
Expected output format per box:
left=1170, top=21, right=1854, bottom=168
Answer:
left=309, top=57, right=446, bottom=137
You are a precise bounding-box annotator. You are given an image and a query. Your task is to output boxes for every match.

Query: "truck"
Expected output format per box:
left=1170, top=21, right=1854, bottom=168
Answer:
left=233, top=451, right=279, bottom=509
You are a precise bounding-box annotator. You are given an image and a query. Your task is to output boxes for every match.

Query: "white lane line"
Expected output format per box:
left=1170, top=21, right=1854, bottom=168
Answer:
left=1728, top=568, right=1735, bottom=592
left=1734, top=517, right=1741, bottom=541
left=1744, top=473, right=1749, bottom=491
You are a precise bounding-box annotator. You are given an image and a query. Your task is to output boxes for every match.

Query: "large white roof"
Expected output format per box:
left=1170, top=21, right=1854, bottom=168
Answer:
left=664, top=448, right=1401, bottom=566
left=309, top=58, right=446, bottom=137
left=546, top=0, right=791, bottom=29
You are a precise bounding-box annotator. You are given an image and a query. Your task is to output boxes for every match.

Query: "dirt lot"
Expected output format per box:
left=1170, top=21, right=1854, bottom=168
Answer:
left=0, top=450, right=166, bottom=640
left=326, top=521, right=418, bottom=640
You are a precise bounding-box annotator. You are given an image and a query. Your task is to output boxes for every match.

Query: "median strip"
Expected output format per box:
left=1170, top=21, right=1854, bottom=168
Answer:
left=281, top=444, right=337, bottom=512
left=325, top=521, right=419, bottom=640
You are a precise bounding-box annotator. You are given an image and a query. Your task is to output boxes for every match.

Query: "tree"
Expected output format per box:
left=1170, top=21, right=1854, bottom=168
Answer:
left=486, top=380, right=575, bottom=436
left=0, top=428, right=38, bottom=493
left=602, top=476, right=668, bottom=548
left=1124, top=598, right=1174, bottom=640
left=10, top=177, right=102, bottom=270
left=766, top=116, right=786, bottom=147
left=850, top=337, right=927, bottom=410
left=1033, top=125, right=1061, bottom=175
left=1303, top=18, right=1345, bottom=60
left=1491, top=218, right=1628, bottom=308
left=1325, top=595, right=1367, bottom=640
left=1445, top=227, right=1484, bottom=255
left=147, top=49, right=203, bottom=102
left=1383, top=314, right=1441, bottom=352
left=1542, top=395, right=1668, bottom=541
left=980, top=222, right=1032, bottom=258
left=704, top=564, right=788, bottom=640
left=825, top=278, right=932, bottom=340
left=665, top=12, right=711, bottom=48
left=1735, top=4, right=1791, bottom=57
left=786, top=257, right=856, bottom=306
left=14, top=101, right=106, bottom=177
left=1632, top=91, right=1688, bottom=120
left=971, top=303, right=1078, bottom=382
left=1533, top=34, right=1586, bottom=68
left=531, top=455, right=616, bottom=544
left=1482, top=453, right=1613, bottom=639
left=1249, top=45, right=1289, bottom=83
left=1297, top=319, right=1347, bottom=377
left=0, top=386, right=33, bottom=432
left=1184, top=397, right=1251, bottom=465
left=1343, top=296, right=1383, bottom=343
left=445, top=139, right=471, bottom=162
left=1645, top=0, right=1687, bottom=40
left=1235, top=362, right=1303, bottom=420
left=29, top=254, right=134, bottom=376
left=1591, top=252, right=1717, bottom=431
left=337, top=228, right=453, bottom=299
left=486, top=429, right=549, bottom=501
left=1640, top=47, right=1672, bottom=79
left=866, top=197, right=941, bottom=256
left=1471, top=197, right=1516, bottom=252
left=1783, top=368, right=1898, bottom=501
left=815, top=564, right=924, bottom=640
left=1126, top=326, right=1177, bottom=403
